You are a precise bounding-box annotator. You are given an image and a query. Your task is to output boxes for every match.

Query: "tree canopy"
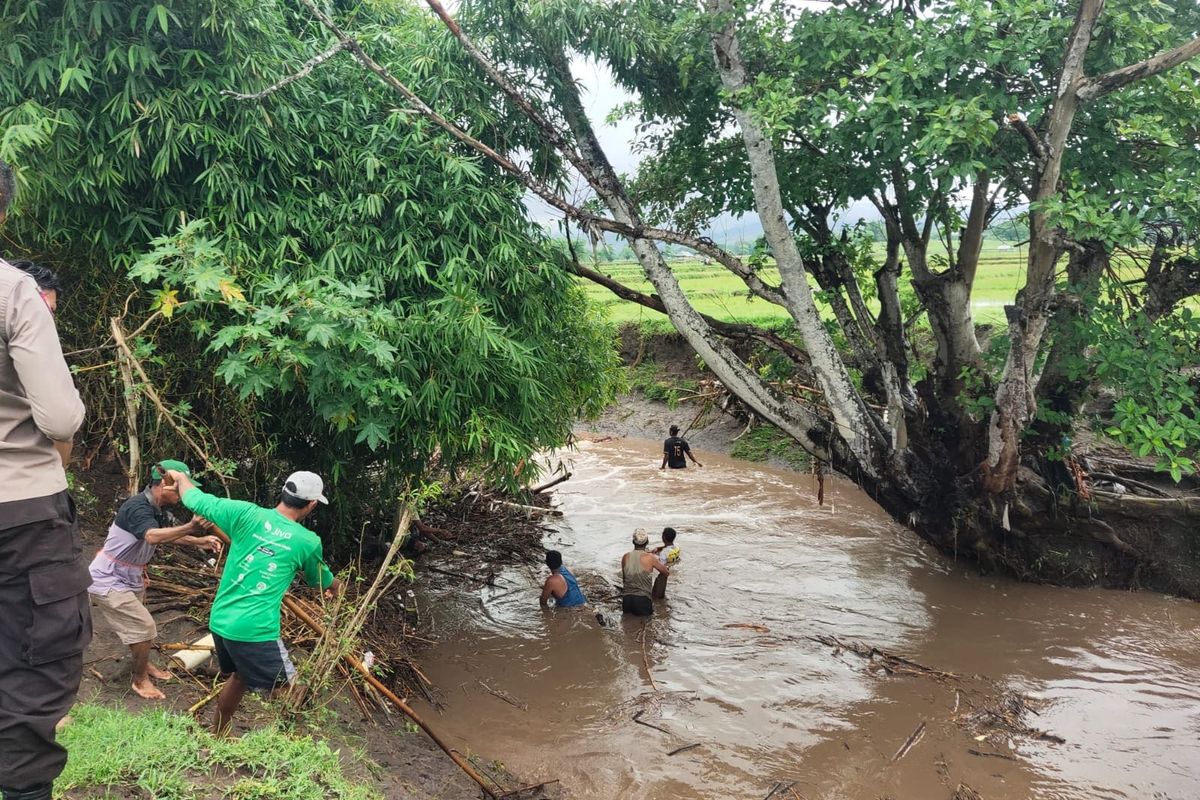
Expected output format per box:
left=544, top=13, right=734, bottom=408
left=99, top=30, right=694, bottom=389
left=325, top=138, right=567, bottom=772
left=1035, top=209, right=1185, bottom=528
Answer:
left=0, top=0, right=619, bottom=541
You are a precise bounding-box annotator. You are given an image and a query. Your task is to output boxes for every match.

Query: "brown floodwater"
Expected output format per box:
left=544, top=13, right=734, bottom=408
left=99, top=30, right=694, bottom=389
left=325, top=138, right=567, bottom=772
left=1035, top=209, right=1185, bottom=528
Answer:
left=412, top=438, right=1200, bottom=799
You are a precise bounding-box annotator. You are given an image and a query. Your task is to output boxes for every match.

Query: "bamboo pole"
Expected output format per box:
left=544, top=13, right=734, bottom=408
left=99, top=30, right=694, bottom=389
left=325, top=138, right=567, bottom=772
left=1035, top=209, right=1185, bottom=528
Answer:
left=530, top=471, right=572, bottom=494
left=281, top=595, right=498, bottom=798
left=112, top=317, right=141, bottom=496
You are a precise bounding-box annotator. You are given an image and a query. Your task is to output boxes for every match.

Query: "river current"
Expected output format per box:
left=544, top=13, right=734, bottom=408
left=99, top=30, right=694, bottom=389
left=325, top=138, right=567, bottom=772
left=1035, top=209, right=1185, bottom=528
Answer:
left=411, top=437, right=1200, bottom=799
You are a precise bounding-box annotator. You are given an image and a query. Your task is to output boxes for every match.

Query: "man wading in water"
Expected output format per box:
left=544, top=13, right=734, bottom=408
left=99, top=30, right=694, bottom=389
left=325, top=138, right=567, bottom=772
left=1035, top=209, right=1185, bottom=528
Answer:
left=621, top=529, right=669, bottom=616
left=539, top=550, right=587, bottom=608
left=661, top=425, right=702, bottom=470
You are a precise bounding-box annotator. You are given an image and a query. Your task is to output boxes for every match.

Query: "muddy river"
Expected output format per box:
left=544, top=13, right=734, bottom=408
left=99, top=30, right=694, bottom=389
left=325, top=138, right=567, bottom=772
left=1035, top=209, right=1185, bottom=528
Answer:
left=413, top=438, right=1200, bottom=799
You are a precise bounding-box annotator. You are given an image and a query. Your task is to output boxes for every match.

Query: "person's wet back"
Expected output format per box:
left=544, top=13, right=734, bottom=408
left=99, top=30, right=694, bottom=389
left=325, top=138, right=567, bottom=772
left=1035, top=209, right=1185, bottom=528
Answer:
left=621, top=528, right=669, bottom=616
left=539, top=550, right=587, bottom=608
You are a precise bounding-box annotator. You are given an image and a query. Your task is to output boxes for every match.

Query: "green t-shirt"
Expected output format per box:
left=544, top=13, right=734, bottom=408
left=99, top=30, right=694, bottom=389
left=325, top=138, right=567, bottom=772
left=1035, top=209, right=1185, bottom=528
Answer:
left=183, top=488, right=334, bottom=642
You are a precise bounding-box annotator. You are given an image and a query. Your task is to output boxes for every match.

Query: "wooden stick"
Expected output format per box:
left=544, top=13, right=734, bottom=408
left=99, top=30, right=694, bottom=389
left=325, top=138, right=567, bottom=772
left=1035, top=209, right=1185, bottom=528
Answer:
left=631, top=709, right=671, bottom=736
left=492, top=499, right=563, bottom=517
left=282, top=595, right=498, bottom=798
left=188, top=685, right=222, bottom=717
left=668, top=742, right=701, bottom=756
left=497, top=779, right=561, bottom=798
left=530, top=471, right=572, bottom=494
left=424, top=565, right=508, bottom=587
left=890, top=720, right=926, bottom=762
left=112, top=317, right=141, bottom=496
left=638, top=620, right=659, bottom=691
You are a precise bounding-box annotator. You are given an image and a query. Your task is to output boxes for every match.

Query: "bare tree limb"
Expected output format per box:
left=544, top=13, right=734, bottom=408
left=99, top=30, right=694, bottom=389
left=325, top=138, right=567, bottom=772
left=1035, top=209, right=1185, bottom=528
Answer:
left=295, top=0, right=784, bottom=305
left=1078, top=34, right=1200, bottom=103
left=423, top=0, right=594, bottom=183
left=1004, top=114, right=1048, bottom=171
left=420, top=0, right=785, bottom=305
left=223, top=41, right=348, bottom=100
left=569, top=259, right=811, bottom=369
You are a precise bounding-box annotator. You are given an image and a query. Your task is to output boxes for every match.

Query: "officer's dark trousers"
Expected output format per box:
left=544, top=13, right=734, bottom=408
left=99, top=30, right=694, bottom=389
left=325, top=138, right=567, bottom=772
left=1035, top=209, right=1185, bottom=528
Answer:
left=0, top=491, right=91, bottom=793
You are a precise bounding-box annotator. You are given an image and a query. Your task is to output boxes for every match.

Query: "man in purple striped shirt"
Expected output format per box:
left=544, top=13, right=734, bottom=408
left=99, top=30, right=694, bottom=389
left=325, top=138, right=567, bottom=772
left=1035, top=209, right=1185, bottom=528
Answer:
left=88, top=460, right=222, bottom=700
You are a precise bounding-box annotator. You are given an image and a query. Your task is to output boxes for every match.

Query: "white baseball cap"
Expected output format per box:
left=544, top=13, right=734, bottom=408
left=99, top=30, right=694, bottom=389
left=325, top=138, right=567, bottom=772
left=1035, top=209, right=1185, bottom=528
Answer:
left=283, top=471, right=329, bottom=504
left=632, top=528, right=649, bottom=546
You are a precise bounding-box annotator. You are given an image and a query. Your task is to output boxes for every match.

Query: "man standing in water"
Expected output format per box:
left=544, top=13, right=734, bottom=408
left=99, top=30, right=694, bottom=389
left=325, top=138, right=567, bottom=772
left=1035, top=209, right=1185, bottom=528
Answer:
left=651, top=527, right=680, bottom=600
left=0, top=161, right=90, bottom=800
left=621, top=529, right=669, bottom=616
left=539, top=550, right=587, bottom=608
left=661, top=425, right=702, bottom=470
left=159, top=467, right=338, bottom=735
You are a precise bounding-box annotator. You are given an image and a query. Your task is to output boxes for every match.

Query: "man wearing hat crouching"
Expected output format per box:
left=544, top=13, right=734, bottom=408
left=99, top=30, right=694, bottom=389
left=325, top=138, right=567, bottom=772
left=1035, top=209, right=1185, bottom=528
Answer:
left=88, top=460, right=224, bottom=700
left=160, top=467, right=340, bottom=735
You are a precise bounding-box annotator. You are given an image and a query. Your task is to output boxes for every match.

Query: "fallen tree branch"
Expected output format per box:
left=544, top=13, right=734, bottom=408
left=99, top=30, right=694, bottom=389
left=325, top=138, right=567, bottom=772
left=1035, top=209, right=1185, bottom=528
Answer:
left=889, top=720, right=926, bottom=762
left=283, top=594, right=499, bottom=798
left=195, top=516, right=499, bottom=798
left=223, top=41, right=348, bottom=100
left=530, top=471, right=572, bottom=494
left=111, top=317, right=232, bottom=491
left=492, top=499, right=563, bottom=517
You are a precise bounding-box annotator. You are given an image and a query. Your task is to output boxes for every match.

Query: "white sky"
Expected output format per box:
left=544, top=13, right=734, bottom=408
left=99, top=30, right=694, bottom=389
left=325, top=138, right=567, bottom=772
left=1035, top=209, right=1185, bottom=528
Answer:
left=525, top=56, right=879, bottom=240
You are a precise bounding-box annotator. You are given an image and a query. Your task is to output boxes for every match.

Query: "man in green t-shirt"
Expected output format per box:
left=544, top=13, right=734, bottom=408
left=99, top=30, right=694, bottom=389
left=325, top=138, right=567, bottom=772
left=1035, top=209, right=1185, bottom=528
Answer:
left=161, top=467, right=339, bottom=735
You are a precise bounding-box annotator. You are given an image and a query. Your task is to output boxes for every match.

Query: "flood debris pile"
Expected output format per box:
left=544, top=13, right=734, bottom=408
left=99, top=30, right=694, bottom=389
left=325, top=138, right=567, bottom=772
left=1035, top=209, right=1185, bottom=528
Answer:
left=133, top=481, right=564, bottom=799
left=809, top=634, right=1067, bottom=799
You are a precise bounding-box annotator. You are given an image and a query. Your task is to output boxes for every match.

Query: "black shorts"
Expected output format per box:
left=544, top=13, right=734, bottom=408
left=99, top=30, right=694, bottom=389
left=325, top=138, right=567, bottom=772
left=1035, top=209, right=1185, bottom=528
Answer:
left=622, top=594, right=654, bottom=616
left=211, top=633, right=296, bottom=692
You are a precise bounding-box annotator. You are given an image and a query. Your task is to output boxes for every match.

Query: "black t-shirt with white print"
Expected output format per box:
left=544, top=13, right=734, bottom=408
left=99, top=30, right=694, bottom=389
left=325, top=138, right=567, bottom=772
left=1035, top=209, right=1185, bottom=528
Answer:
left=663, top=436, right=690, bottom=469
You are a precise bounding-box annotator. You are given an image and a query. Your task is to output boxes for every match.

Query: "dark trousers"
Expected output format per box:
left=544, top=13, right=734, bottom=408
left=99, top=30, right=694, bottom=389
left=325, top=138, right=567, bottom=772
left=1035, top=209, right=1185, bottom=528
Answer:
left=0, top=491, right=92, bottom=791
left=622, top=594, right=654, bottom=616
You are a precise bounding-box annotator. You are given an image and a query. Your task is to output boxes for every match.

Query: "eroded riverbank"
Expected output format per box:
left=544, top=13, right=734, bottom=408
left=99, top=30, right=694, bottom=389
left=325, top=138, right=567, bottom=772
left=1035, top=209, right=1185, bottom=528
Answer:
left=411, top=436, right=1200, bottom=799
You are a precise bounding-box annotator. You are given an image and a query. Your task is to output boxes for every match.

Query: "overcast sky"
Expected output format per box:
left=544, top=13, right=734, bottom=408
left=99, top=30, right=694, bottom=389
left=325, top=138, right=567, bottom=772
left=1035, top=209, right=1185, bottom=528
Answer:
left=526, top=56, right=879, bottom=242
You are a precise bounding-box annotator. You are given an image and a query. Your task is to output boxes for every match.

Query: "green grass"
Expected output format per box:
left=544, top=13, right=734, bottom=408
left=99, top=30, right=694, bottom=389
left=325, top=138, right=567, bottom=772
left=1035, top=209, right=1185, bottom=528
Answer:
left=580, top=241, right=1040, bottom=327
left=730, top=423, right=814, bottom=469
left=57, top=704, right=380, bottom=800
left=626, top=361, right=699, bottom=407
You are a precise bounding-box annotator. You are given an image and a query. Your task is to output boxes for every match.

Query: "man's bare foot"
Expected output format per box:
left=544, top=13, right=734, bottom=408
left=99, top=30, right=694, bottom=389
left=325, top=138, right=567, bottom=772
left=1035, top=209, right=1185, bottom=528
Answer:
left=147, top=663, right=174, bottom=681
left=131, top=679, right=166, bottom=700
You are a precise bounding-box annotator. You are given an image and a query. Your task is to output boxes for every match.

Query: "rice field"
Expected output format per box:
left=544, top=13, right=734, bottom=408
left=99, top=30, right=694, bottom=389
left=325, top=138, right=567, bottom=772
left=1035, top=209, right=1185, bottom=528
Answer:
left=581, top=241, right=1033, bottom=329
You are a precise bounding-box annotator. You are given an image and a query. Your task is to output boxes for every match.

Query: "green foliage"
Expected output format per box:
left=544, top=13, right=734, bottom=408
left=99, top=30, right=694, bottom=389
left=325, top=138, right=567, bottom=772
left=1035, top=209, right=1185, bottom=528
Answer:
left=730, top=423, right=812, bottom=470
left=1, top=0, right=621, bottom=545
left=1091, top=303, right=1200, bottom=481
left=57, top=704, right=379, bottom=799
left=626, top=360, right=697, bottom=408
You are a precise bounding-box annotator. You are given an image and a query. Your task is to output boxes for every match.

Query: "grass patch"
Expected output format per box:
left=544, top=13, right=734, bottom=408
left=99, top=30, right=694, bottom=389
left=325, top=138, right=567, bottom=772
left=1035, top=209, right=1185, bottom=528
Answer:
left=57, top=704, right=380, bottom=800
left=580, top=241, right=1151, bottom=330
left=730, top=424, right=813, bottom=470
left=626, top=361, right=699, bottom=408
